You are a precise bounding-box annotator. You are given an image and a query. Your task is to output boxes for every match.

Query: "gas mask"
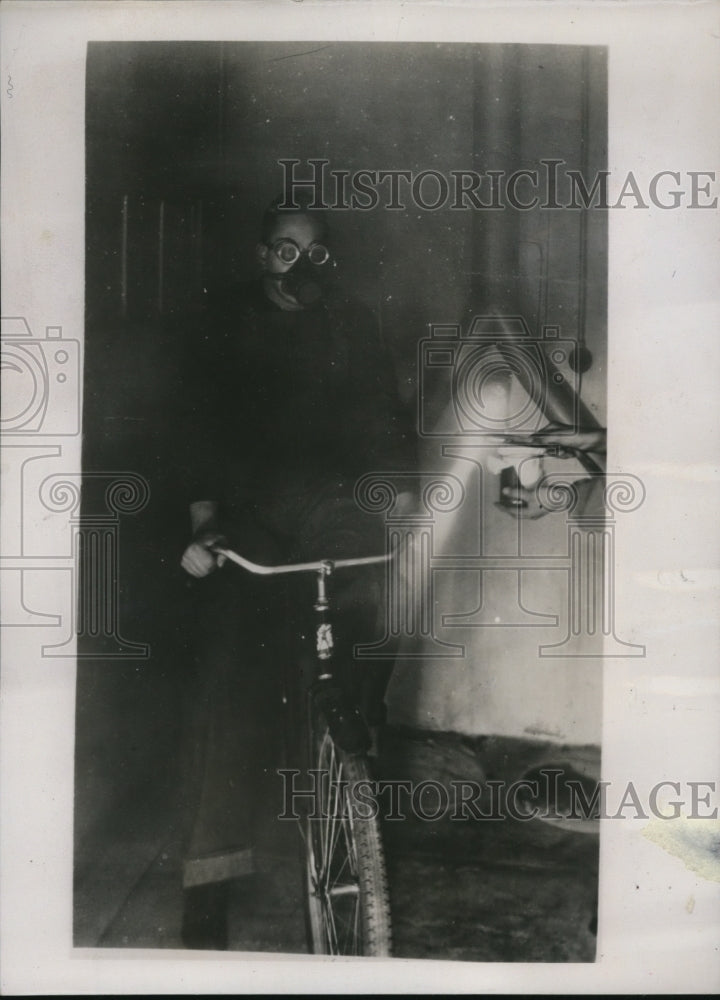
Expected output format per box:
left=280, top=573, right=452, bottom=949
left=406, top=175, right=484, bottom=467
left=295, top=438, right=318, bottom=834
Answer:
left=267, top=238, right=336, bottom=307
left=280, top=255, right=334, bottom=306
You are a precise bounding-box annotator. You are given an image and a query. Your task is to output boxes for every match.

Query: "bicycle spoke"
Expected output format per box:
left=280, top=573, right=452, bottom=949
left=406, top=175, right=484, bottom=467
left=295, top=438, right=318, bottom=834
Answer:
left=316, top=732, right=334, bottom=886
left=328, top=850, right=352, bottom=891
left=304, top=716, right=391, bottom=957
left=330, top=813, right=360, bottom=890
left=322, top=736, right=337, bottom=876
left=328, top=883, right=360, bottom=897
left=325, top=889, right=340, bottom=953
left=327, top=782, right=347, bottom=881
left=322, top=741, right=341, bottom=883
left=341, top=808, right=359, bottom=876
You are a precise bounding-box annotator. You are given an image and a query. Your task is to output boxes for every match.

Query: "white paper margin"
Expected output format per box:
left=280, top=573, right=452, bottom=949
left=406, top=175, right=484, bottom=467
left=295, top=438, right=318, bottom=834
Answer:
left=1, top=0, right=719, bottom=994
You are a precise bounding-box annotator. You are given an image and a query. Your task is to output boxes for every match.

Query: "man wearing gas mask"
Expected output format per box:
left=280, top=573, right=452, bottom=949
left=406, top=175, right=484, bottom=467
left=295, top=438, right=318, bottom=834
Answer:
left=177, top=194, right=416, bottom=949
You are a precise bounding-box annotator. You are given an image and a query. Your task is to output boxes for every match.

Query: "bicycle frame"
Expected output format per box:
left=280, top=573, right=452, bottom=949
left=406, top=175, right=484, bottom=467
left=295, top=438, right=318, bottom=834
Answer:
left=213, top=545, right=390, bottom=679
left=212, top=545, right=394, bottom=956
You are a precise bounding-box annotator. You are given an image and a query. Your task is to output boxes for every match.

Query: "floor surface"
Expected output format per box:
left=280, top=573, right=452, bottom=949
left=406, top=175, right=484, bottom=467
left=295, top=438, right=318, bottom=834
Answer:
left=74, top=727, right=599, bottom=962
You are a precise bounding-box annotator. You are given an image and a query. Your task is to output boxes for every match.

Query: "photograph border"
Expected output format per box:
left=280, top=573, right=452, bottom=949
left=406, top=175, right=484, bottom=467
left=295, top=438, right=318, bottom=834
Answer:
left=1, top=0, right=719, bottom=994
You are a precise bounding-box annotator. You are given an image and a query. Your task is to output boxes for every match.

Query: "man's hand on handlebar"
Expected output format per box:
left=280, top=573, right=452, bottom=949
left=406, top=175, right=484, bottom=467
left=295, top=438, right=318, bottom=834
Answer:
left=181, top=530, right=228, bottom=578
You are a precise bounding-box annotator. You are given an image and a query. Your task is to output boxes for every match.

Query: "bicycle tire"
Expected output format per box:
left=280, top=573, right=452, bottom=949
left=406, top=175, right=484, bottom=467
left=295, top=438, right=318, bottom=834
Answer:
left=303, top=707, right=392, bottom=957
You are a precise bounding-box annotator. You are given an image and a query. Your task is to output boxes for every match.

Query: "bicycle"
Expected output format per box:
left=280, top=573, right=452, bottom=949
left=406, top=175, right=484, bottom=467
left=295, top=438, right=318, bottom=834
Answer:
left=212, top=544, right=393, bottom=957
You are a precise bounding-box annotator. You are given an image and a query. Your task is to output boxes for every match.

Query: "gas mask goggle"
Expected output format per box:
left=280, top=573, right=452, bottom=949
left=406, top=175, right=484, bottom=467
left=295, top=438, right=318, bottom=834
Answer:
left=267, top=238, right=336, bottom=306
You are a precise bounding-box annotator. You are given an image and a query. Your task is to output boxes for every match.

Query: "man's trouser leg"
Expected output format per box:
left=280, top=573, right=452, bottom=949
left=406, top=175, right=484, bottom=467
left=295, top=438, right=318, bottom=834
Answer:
left=182, top=565, right=283, bottom=892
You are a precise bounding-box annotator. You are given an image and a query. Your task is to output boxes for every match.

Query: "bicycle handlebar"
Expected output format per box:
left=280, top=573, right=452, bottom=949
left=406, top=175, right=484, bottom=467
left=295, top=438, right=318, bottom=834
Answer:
left=213, top=546, right=391, bottom=577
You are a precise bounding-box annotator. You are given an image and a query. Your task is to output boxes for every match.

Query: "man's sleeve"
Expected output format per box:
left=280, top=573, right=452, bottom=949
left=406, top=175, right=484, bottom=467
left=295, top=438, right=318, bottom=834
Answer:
left=176, top=310, right=232, bottom=510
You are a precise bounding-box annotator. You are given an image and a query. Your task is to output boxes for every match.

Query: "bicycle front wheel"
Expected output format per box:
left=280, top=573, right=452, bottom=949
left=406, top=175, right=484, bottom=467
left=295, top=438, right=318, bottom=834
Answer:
left=304, top=712, right=392, bottom=957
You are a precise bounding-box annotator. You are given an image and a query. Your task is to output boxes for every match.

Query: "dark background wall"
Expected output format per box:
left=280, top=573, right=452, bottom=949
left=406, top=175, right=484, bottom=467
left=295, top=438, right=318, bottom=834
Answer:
left=77, top=41, right=606, bottom=861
